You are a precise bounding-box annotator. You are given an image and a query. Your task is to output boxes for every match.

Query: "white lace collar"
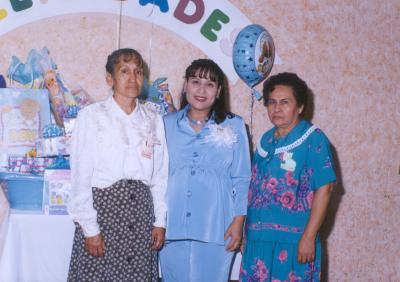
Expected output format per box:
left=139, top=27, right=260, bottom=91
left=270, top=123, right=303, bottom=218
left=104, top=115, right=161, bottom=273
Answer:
left=257, top=125, right=318, bottom=158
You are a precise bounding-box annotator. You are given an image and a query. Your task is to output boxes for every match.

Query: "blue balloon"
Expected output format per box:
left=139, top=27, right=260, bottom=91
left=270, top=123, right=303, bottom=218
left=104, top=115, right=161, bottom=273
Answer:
left=233, top=24, right=275, bottom=99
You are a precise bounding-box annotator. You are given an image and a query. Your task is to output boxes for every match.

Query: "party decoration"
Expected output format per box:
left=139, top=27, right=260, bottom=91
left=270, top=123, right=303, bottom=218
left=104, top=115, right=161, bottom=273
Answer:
left=7, top=47, right=93, bottom=127
left=233, top=24, right=275, bottom=100
left=0, top=75, right=5, bottom=88
left=42, top=124, right=65, bottom=139
left=64, top=105, right=80, bottom=119
left=0, top=88, right=51, bottom=169
left=140, top=77, right=176, bottom=115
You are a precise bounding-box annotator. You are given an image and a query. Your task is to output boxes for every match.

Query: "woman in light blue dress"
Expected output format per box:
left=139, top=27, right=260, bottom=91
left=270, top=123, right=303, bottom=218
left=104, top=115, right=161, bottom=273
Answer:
left=160, top=59, right=251, bottom=282
left=240, top=72, right=336, bottom=281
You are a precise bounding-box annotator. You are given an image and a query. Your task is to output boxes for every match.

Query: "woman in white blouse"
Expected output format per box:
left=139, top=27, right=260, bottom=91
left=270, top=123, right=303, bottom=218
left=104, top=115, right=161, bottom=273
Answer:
left=67, top=48, right=168, bottom=282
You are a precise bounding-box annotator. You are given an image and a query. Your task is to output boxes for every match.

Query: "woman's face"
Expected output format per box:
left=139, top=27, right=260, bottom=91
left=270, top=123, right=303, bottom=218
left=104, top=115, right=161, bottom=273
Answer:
left=185, top=72, right=220, bottom=114
left=106, top=58, right=144, bottom=99
left=266, top=85, right=303, bottom=130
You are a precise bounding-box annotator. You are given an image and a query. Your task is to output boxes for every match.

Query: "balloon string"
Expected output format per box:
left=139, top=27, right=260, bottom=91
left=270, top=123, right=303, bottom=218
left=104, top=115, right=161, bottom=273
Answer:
left=147, top=0, right=157, bottom=74
left=250, top=92, right=255, bottom=139
left=117, top=0, right=123, bottom=49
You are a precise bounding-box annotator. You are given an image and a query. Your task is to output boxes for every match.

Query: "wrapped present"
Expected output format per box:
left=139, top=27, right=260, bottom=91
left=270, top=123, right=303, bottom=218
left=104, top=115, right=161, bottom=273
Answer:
left=46, top=155, right=70, bottom=170
left=42, top=123, right=65, bottom=138
left=7, top=155, right=55, bottom=175
left=0, top=88, right=51, bottom=168
left=7, top=47, right=93, bottom=127
left=43, top=169, right=71, bottom=215
left=35, top=136, right=71, bottom=157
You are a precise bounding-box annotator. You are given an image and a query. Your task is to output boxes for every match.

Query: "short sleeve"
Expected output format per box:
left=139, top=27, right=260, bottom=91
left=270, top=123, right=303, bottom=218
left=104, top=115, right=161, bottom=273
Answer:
left=307, top=129, right=337, bottom=190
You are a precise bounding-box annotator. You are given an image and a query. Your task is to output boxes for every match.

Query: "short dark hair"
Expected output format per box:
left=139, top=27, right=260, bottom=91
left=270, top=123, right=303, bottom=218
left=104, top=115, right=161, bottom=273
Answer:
left=263, top=72, right=309, bottom=115
left=180, top=59, right=230, bottom=124
left=105, top=48, right=143, bottom=75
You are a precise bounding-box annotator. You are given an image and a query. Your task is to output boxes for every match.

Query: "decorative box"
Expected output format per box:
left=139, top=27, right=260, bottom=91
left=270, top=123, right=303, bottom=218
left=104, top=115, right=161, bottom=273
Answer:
left=0, top=172, right=44, bottom=211
left=43, top=169, right=71, bottom=215
left=35, top=136, right=71, bottom=157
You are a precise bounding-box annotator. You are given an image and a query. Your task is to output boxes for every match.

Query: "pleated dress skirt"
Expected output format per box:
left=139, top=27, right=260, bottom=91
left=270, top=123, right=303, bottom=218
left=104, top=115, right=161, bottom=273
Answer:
left=68, top=179, right=158, bottom=282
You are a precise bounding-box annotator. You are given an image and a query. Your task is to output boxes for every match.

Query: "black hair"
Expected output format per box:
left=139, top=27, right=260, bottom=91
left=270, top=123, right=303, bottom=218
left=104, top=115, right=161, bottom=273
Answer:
left=263, top=72, right=309, bottom=117
left=105, top=48, right=143, bottom=75
left=180, top=59, right=231, bottom=124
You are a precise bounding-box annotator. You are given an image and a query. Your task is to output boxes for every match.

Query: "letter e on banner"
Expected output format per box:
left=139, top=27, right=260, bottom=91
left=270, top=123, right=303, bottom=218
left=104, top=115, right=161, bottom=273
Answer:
left=200, top=9, right=229, bottom=42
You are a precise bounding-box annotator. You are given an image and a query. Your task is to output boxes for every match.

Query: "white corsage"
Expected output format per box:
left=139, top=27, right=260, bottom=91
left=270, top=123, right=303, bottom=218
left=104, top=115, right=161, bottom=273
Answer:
left=203, top=124, right=237, bottom=147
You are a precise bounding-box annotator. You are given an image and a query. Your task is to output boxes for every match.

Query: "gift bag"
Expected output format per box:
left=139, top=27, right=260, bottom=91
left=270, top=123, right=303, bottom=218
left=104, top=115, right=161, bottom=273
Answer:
left=0, top=88, right=51, bottom=169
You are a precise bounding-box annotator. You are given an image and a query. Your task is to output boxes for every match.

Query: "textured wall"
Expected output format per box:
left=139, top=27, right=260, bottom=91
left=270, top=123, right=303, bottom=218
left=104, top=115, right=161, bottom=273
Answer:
left=0, top=1, right=399, bottom=280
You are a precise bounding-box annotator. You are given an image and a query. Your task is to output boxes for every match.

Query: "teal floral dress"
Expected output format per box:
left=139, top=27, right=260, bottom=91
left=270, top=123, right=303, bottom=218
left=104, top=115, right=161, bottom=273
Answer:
left=240, top=120, right=336, bottom=282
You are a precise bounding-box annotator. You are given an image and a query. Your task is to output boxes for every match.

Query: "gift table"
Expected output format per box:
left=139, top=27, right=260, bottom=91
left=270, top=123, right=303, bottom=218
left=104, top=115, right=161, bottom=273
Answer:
left=0, top=210, right=75, bottom=282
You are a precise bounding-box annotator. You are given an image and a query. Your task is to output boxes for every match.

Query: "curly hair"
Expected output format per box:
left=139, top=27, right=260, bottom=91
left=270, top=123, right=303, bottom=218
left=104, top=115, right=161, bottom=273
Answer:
left=262, top=72, right=310, bottom=117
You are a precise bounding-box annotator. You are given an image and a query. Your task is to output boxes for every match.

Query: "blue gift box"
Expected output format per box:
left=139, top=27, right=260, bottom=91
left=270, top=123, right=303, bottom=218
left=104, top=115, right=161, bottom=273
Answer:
left=0, top=172, right=44, bottom=211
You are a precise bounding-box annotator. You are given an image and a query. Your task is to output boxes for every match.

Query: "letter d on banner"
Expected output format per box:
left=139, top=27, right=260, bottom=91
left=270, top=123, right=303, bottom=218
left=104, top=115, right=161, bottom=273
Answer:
left=174, top=0, right=205, bottom=24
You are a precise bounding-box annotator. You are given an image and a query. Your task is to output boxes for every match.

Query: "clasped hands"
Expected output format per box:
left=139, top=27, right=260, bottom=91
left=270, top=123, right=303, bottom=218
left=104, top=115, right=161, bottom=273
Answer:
left=85, top=227, right=166, bottom=257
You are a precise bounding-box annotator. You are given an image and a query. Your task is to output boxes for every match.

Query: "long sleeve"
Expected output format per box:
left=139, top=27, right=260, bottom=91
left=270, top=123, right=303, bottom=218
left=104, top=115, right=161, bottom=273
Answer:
left=231, top=118, right=251, bottom=216
left=150, top=113, right=168, bottom=228
left=67, top=108, right=100, bottom=237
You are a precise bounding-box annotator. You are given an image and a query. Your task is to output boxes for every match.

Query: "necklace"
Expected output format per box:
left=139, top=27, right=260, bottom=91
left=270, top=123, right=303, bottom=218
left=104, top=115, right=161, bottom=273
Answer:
left=188, top=115, right=208, bottom=126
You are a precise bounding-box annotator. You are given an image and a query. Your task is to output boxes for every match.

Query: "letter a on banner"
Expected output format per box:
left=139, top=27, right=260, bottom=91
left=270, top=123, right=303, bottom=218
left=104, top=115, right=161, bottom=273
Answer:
left=139, top=0, right=169, bottom=13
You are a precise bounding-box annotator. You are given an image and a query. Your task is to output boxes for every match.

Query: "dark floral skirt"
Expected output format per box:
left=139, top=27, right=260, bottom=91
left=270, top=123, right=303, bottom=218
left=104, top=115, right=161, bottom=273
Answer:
left=68, top=179, right=158, bottom=282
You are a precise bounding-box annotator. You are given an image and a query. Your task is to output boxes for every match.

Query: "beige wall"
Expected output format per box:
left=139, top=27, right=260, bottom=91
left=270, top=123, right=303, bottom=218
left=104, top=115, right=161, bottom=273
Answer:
left=0, top=1, right=399, bottom=280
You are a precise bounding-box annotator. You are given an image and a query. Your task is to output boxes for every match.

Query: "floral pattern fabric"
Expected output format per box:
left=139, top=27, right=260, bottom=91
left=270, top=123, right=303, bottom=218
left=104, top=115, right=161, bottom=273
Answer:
left=240, top=240, right=321, bottom=282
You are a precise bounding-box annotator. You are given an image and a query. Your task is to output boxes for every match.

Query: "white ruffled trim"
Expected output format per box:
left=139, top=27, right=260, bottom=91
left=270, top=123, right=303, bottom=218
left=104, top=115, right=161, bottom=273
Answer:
left=257, top=125, right=318, bottom=158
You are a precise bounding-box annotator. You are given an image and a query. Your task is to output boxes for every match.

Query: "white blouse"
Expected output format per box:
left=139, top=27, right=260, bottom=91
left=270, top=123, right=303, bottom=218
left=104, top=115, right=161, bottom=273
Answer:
left=68, top=96, right=168, bottom=237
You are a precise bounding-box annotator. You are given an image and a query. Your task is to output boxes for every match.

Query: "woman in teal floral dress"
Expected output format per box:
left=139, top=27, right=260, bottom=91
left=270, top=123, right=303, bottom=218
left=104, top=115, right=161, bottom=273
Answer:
left=240, top=72, right=336, bottom=282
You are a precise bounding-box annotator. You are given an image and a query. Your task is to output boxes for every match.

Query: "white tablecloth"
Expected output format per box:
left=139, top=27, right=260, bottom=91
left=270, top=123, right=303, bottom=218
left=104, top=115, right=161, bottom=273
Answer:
left=0, top=210, right=242, bottom=282
left=0, top=210, right=75, bottom=282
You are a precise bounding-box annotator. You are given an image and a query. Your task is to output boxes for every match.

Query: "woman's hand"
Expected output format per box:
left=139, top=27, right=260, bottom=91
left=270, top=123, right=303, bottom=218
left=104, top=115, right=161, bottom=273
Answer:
left=85, top=233, right=105, bottom=257
left=297, top=183, right=333, bottom=264
left=151, top=227, right=166, bottom=250
left=224, top=215, right=245, bottom=252
left=297, top=234, right=315, bottom=264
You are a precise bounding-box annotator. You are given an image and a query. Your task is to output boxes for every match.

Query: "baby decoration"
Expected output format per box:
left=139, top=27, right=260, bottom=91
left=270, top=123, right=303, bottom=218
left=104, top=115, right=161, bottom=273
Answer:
left=232, top=24, right=275, bottom=100
left=140, top=77, right=176, bottom=115
left=0, top=0, right=269, bottom=82
left=0, top=88, right=51, bottom=170
left=7, top=47, right=93, bottom=127
left=232, top=24, right=275, bottom=137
